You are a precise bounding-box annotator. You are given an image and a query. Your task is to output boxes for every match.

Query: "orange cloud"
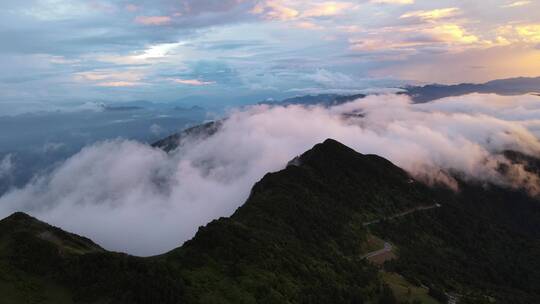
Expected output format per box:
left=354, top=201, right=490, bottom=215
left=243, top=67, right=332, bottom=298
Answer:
left=251, top=1, right=299, bottom=21
left=428, top=24, right=479, bottom=44
left=401, top=7, right=459, bottom=21
left=135, top=16, right=172, bottom=26
left=497, top=23, right=540, bottom=44
left=373, top=45, right=540, bottom=83
left=501, top=1, right=531, bottom=8
left=302, top=2, right=355, bottom=17
left=516, top=24, right=540, bottom=43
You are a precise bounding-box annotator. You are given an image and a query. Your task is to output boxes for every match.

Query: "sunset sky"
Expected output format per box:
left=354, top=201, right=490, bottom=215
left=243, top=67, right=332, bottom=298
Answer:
left=2, top=0, right=540, bottom=110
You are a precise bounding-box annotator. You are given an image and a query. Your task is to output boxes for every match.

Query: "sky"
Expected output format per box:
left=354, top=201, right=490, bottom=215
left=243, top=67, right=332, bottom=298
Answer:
left=1, top=0, right=540, bottom=111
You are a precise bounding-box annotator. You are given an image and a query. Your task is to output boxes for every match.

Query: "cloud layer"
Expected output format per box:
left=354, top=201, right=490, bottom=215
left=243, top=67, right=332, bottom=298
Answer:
left=1, top=93, right=540, bottom=256
left=0, top=154, right=14, bottom=179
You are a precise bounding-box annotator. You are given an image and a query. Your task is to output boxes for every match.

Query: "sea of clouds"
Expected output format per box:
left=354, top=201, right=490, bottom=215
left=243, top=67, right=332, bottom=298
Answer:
left=1, top=93, right=539, bottom=256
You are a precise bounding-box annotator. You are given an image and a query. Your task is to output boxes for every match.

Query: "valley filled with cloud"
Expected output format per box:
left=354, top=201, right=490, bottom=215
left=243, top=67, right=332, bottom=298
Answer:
left=1, top=93, right=539, bottom=256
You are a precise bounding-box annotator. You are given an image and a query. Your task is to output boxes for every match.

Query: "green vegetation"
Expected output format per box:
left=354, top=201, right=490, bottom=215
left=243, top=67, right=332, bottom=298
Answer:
left=372, top=182, right=540, bottom=303
left=380, top=272, right=439, bottom=304
left=0, top=261, right=73, bottom=304
left=1, top=139, right=539, bottom=303
left=166, top=139, right=434, bottom=303
left=361, top=234, right=386, bottom=254
left=0, top=212, right=184, bottom=304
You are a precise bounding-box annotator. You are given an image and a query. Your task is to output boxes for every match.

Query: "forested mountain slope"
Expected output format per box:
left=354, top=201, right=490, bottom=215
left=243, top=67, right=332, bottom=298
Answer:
left=1, top=139, right=539, bottom=303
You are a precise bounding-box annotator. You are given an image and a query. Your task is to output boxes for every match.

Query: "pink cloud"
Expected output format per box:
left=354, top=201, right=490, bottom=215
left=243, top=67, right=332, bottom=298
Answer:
left=97, top=81, right=141, bottom=87
left=170, top=78, right=216, bottom=86
left=125, top=4, right=140, bottom=12
left=135, top=16, right=172, bottom=26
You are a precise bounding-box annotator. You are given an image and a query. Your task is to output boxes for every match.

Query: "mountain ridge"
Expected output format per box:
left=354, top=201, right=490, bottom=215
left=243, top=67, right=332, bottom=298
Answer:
left=1, top=139, right=540, bottom=303
left=404, top=76, right=540, bottom=103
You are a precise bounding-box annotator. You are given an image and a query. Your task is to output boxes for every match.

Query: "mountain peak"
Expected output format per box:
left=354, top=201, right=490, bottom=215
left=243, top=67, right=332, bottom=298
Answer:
left=319, top=138, right=359, bottom=153
left=227, top=139, right=431, bottom=236
left=295, top=139, right=411, bottom=183
left=298, top=138, right=360, bottom=162
left=5, top=211, right=34, bottom=222
left=0, top=211, right=104, bottom=255
left=1, top=211, right=51, bottom=230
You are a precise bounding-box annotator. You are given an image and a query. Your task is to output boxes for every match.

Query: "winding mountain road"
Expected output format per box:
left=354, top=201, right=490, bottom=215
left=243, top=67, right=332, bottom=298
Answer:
left=361, top=242, right=393, bottom=259
left=361, top=203, right=442, bottom=260
left=361, top=203, right=456, bottom=302
left=363, top=203, right=441, bottom=227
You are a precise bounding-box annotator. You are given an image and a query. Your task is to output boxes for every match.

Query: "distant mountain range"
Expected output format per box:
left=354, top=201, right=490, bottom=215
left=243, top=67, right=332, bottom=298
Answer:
left=151, top=120, right=223, bottom=152
left=403, top=76, right=540, bottom=103
left=97, top=76, right=540, bottom=115
left=2, top=139, right=539, bottom=303
left=257, top=76, right=540, bottom=106
left=99, top=101, right=207, bottom=112
left=261, top=93, right=367, bottom=107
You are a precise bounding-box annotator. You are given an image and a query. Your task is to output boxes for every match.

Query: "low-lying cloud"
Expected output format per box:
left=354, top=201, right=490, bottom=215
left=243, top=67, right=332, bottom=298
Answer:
left=0, top=154, right=14, bottom=179
left=1, top=93, right=539, bottom=256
